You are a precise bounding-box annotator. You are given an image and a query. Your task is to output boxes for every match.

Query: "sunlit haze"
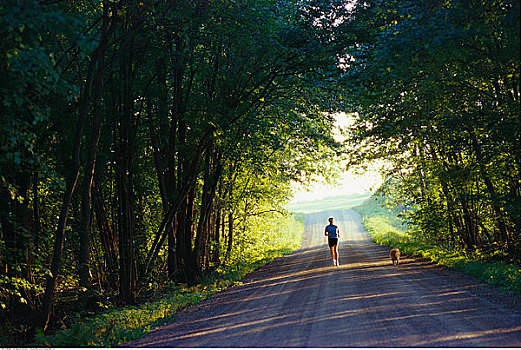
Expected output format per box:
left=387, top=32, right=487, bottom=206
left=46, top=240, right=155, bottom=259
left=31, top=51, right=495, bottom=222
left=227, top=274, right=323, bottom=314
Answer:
left=290, top=112, right=384, bottom=203
left=290, top=168, right=383, bottom=203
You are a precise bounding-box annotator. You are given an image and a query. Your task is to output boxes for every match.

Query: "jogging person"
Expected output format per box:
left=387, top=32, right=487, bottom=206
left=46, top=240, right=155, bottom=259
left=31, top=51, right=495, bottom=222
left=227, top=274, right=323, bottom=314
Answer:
left=324, top=217, right=340, bottom=266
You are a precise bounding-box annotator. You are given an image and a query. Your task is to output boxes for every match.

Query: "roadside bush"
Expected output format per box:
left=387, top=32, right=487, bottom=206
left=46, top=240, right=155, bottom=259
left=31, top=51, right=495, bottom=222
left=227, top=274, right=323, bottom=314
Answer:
left=353, top=197, right=521, bottom=294
left=33, top=213, right=303, bottom=347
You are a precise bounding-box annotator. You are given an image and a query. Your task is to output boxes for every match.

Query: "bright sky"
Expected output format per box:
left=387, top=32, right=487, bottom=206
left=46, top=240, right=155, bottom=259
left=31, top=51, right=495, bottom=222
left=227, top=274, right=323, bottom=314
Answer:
left=290, top=112, right=384, bottom=203
left=290, top=166, right=383, bottom=203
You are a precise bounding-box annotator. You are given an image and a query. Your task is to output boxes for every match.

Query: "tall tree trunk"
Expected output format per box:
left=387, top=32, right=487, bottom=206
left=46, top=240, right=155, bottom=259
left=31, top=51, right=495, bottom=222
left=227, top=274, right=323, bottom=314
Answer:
left=194, top=153, right=212, bottom=268
left=431, top=144, right=461, bottom=247
left=32, top=172, right=42, bottom=260
left=143, top=136, right=207, bottom=279
left=116, top=22, right=139, bottom=303
left=93, top=185, right=118, bottom=290
left=213, top=206, right=221, bottom=266
left=39, top=9, right=113, bottom=327
left=79, top=53, right=105, bottom=289
left=175, top=187, right=198, bottom=283
left=194, top=151, right=223, bottom=268
left=116, top=162, right=137, bottom=304
left=471, top=135, right=510, bottom=247
left=148, top=102, right=175, bottom=278
left=459, top=194, right=477, bottom=248
left=226, top=212, right=233, bottom=260
left=439, top=180, right=459, bottom=247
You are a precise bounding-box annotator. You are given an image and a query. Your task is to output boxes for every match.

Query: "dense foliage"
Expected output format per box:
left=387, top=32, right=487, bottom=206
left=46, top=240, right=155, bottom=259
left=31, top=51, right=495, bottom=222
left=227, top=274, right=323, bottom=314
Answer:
left=0, top=0, right=346, bottom=342
left=2, top=0, right=519, bottom=345
left=354, top=196, right=521, bottom=294
left=342, top=0, right=520, bottom=260
left=31, top=213, right=303, bottom=347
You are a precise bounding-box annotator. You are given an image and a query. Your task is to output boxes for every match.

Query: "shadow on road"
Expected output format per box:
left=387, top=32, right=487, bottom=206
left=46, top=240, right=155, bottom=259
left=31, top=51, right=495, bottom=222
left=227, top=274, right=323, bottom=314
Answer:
left=127, top=210, right=521, bottom=347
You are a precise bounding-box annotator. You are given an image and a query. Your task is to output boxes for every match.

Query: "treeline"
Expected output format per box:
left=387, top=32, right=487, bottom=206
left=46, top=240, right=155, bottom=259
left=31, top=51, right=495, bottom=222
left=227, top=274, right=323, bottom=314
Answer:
left=0, top=0, right=346, bottom=333
left=2, top=0, right=519, bottom=341
left=343, top=1, right=520, bottom=259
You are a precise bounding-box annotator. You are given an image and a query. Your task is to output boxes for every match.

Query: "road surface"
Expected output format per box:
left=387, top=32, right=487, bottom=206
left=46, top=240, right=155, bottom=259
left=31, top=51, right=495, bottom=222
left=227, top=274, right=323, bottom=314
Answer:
left=126, top=209, right=521, bottom=347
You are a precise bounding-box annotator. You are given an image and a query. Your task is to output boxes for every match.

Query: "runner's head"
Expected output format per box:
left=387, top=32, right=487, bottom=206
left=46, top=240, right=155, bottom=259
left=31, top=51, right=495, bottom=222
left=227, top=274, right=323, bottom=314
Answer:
left=328, top=217, right=334, bottom=224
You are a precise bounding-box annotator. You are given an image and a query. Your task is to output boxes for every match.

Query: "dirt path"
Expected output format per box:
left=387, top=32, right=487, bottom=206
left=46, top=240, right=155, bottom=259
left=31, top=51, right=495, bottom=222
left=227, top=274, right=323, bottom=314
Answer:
left=126, top=209, right=521, bottom=347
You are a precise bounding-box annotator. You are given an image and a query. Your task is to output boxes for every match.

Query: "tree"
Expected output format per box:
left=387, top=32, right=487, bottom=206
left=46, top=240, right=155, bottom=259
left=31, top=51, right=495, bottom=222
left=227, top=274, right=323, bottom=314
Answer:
left=342, top=0, right=520, bottom=258
left=1, top=0, right=346, bottom=339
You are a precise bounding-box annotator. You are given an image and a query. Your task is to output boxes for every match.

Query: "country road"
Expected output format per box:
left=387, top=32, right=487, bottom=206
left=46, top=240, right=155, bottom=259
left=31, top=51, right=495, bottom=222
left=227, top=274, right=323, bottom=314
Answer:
left=126, top=209, right=521, bottom=347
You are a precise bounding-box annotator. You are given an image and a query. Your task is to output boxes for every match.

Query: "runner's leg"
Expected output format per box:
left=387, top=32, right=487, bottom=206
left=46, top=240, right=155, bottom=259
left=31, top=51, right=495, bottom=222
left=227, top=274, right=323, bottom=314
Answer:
left=329, top=246, right=336, bottom=264
left=334, top=244, right=339, bottom=265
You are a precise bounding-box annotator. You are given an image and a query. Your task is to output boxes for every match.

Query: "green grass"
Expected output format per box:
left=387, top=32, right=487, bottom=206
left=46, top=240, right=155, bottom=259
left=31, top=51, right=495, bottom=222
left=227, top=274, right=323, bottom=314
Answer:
left=34, top=281, right=231, bottom=347
left=33, top=214, right=303, bottom=347
left=353, top=197, right=521, bottom=294
left=34, top=252, right=292, bottom=347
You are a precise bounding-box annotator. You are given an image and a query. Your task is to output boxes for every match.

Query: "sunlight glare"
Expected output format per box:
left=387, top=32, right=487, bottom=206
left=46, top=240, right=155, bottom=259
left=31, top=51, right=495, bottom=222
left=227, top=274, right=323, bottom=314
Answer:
left=290, top=112, right=383, bottom=203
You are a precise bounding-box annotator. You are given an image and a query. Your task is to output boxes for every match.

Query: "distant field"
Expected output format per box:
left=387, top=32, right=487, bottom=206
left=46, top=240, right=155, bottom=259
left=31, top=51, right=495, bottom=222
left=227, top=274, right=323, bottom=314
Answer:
left=287, top=192, right=372, bottom=213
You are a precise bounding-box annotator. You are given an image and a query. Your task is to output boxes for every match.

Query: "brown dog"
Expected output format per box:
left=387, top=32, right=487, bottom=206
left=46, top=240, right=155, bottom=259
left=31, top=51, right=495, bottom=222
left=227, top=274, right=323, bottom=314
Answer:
left=390, top=248, right=400, bottom=265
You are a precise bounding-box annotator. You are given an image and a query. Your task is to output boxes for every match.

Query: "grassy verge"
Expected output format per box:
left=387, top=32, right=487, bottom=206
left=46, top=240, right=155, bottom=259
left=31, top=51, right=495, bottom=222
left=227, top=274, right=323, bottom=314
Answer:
left=34, top=252, right=289, bottom=347
left=353, top=197, right=521, bottom=294
left=33, top=214, right=303, bottom=347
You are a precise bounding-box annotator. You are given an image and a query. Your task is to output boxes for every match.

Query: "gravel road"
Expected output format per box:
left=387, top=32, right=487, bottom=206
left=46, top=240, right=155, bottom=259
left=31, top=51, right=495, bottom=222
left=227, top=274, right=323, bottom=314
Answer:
left=126, top=209, right=521, bottom=347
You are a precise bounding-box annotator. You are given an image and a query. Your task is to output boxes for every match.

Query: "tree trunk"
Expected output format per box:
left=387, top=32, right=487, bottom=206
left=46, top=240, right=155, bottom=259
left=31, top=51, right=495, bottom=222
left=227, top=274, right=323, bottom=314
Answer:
left=471, top=135, right=510, bottom=247
left=79, top=52, right=105, bottom=289
left=213, top=206, right=221, bottom=266
left=32, top=172, right=42, bottom=260
left=40, top=5, right=113, bottom=328
left=40, top=18, right=113, bottom=330
left=93, top=186, right=118, bottom=290
left=175, top=187, right=198, bottom=283
left=459, top=194, right=477, bottom=248
left=226, top=212, right=233, bottom=260
left=194, top=151, right=223, bottom=269
left=116, top=164, right=137, bottom=304
left=143, top=134, right=208, bottom=280
left=116, top=21, right=139, bottom=303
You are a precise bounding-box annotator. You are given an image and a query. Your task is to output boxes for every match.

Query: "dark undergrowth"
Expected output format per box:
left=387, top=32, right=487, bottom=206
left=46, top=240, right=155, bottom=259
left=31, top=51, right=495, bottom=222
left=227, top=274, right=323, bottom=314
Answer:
left=2, top=213, right=303, bottom=347
left=31, top=248, right=294, bottom=347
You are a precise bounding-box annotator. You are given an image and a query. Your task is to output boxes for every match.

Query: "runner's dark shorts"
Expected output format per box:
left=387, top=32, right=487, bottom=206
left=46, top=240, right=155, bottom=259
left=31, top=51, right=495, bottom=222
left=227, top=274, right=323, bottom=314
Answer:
left=328, top=237, right=338, bottom=247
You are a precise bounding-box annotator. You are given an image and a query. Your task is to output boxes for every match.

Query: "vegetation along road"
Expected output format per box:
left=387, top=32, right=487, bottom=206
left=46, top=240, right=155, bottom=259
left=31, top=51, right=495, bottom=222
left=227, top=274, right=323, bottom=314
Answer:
left=127, top=209, right=521, bottom=347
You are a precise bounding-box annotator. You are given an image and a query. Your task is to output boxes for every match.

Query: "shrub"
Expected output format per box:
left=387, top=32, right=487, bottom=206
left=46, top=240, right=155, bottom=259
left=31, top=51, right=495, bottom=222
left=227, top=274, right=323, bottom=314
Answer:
left=33, top=213, right=303, bottom=347
left=353, top=197, right=521, bottom=294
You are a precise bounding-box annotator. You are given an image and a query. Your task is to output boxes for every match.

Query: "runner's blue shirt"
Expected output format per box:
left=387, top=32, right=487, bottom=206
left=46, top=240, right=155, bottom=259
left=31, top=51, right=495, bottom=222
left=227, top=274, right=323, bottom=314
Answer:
left=325, top=224, right=339, bottom=238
